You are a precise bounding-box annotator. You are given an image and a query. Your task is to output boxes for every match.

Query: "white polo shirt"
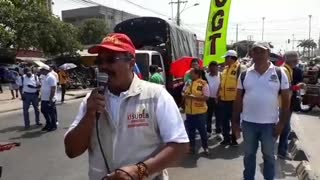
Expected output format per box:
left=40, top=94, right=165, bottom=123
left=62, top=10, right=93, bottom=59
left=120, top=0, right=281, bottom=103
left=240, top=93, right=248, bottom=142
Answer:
left=205, top=72, right=220, bottom=98
left=41, top=73, right=57, bottom=101
left=238, top=63, right=289, bottom=124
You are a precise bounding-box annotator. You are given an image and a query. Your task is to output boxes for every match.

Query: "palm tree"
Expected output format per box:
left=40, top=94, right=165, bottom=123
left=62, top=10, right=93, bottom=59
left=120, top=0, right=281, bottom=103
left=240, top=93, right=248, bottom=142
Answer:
left=298, top=39, right=318, bottom=58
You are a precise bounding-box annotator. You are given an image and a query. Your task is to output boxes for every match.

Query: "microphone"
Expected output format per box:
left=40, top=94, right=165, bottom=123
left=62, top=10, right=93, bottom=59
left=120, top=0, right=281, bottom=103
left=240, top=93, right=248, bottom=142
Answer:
left=95, top=72, right=111, bottom=173
left=96, top=73, right=108, bottom=120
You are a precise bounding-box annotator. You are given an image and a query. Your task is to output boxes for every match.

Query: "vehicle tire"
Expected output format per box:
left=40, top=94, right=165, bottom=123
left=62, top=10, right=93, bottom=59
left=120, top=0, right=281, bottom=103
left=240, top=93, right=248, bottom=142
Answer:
left=300, top=103, right=314, bottom=113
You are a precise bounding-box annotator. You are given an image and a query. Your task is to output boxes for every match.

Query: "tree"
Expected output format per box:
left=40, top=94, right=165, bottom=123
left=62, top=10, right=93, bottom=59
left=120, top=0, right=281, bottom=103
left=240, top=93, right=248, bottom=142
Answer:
left=36, top=17, right=82, bottom=56
left=298, top=39, right=317, bottom=57
left=78, top=18, right=110, bottom=45
left=0, top=0, right=82, bottom=56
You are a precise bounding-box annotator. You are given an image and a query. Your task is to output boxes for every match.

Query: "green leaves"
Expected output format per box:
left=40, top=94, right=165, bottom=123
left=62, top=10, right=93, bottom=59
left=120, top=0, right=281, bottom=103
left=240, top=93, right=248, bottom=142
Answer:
left=78, top=18, right=111, bottom=45
left=0, top=0, right=82, bottom=56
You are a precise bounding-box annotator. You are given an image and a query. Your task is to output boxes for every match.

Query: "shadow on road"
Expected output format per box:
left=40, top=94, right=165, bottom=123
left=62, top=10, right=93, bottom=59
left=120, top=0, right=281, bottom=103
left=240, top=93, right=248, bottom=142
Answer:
left=176, top=136, right=244, bottom=169
left=296, top=110, right=320, bottom=118
left=258, top=159, right=297, bottom=179
left=9, top=130, right=47, bottom=140
left=0, top=125, right=39, bottom=133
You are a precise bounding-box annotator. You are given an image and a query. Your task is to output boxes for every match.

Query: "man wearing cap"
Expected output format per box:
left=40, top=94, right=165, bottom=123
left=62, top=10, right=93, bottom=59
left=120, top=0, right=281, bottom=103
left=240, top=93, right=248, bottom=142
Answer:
left=39, top=65, right=58, bottom=131
left=218, top=50, right=246, bottom=146
left=19, top=67, right=41, bottom=129
left=278, top=51, right=305, bottom=160
left=64, top=33, right=189, bottom=180
left=232, top=42, right=291, bottom=180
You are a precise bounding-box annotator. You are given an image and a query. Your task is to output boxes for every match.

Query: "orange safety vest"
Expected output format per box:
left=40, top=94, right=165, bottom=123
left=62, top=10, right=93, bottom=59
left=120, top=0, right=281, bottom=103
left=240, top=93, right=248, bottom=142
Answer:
left=184, top=79, right=208, bottom=115
left=220, top=61, right=241, bottom=101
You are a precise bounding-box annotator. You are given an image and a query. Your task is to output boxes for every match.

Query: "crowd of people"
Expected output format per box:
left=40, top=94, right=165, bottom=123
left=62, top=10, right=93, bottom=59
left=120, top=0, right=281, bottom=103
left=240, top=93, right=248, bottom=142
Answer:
left=1, top=65, right=70, bottom=131
left=63, top=33, right=306, bottom=180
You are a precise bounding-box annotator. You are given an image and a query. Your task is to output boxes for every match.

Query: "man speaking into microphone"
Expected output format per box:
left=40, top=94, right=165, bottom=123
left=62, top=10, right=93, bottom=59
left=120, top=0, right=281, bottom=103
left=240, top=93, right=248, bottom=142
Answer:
left=64, top=33, right=189, bottom=180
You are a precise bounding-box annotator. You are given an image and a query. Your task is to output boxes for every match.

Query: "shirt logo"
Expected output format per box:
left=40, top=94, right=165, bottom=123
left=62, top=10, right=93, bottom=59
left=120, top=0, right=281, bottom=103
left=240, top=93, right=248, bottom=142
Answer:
left=269, top=74, right=278, bottom=82
left=127, top=109, right=149, bottom=128
left=231, top=70, right=237, bottom=75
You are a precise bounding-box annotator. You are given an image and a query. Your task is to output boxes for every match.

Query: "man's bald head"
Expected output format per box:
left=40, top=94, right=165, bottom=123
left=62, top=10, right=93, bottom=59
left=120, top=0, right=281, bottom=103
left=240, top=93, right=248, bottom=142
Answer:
left=284, top=51, right=299, bottom=68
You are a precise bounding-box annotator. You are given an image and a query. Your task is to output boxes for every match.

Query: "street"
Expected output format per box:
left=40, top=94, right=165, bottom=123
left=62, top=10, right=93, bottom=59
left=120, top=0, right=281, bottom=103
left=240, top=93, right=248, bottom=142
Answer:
left=0, top=98, right=300, bottom=180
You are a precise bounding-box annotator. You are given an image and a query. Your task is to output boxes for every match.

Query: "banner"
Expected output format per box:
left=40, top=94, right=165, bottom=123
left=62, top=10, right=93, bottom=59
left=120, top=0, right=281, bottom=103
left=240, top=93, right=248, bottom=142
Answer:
left=204, top=0, right=232, bottom=65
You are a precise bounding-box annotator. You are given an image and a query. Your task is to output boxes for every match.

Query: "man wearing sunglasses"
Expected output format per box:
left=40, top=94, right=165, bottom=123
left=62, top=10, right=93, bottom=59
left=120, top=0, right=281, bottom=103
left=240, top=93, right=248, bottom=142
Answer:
left=64, top=33, right=189, bottom=180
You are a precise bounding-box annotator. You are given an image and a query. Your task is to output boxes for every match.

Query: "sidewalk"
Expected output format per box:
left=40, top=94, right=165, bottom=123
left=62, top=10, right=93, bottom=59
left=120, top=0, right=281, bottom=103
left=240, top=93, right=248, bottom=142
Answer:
left=0, top=88, right=92, bottom=114
left=292, top=112, right=320, bottom=178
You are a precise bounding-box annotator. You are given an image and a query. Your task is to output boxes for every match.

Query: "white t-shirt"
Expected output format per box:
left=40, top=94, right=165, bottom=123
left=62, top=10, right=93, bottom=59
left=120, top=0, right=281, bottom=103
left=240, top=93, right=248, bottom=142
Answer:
left=238, top=63, right=289, bottom=124
left=50, top=70, right=59, bottom=83
left=41, top=73, right=57, bottom=101
left=19, top=74, right=40, bottom=93
left=205, top=73, right=220, bottom=98
left=68, top=88, right=189, bottom=144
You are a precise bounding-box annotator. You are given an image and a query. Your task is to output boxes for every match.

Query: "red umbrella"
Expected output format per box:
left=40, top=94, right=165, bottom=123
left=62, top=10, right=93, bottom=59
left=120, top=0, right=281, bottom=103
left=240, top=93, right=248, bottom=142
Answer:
left=170, top=57, right=203, bottom=78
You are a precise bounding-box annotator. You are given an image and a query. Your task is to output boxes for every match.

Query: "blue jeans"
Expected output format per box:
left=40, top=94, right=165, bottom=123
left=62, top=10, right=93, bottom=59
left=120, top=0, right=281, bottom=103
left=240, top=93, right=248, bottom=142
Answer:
left=22, top=92, right=40, bottom=127
left=185, top=114, right=208, bottom=149
left=41, top=101, right=57, bottom=129
left=242, top=121, right=276, bottom=180
left=278, top=112, right=292, bottom=156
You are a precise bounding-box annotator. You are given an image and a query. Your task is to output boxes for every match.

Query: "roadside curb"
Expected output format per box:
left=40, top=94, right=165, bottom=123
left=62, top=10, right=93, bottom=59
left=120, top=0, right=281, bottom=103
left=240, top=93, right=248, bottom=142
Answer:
left=0, top=93, right=87, bottom=114
left=291, top=114, right=320, bottom=180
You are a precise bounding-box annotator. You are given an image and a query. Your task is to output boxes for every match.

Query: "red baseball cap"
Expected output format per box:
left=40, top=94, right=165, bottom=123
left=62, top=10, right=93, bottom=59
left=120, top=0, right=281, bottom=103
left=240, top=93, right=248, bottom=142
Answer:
left=88, top=33, right=136, bottom=56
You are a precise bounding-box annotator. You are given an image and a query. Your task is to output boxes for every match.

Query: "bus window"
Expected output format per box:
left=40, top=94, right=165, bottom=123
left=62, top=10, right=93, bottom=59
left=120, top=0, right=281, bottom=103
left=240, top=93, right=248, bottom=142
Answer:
left=135, top=53, right=150, bottom=80
left=151, top=55, right=162, bottom=68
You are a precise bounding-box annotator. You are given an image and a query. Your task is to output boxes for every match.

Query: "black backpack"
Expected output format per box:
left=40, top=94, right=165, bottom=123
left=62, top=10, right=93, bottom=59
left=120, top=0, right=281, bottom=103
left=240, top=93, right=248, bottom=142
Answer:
left=240, top=66, right=282, bottom=96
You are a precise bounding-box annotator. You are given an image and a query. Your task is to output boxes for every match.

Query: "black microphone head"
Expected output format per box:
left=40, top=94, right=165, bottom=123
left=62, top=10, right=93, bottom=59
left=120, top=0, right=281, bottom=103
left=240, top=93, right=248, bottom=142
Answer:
left=97, top=72, right=108, bottom=87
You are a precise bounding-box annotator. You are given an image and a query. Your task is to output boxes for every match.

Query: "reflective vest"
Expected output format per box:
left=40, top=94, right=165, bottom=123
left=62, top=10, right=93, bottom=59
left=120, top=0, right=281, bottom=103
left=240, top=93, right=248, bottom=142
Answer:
left=220, top=61, right=241, bottom=101
left=184, top=79, right=208, bottom=115
left=283, top=64, right=293, bottom=83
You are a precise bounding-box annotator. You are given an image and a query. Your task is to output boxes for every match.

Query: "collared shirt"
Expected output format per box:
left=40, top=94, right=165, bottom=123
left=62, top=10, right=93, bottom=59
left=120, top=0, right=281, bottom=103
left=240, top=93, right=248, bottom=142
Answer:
left=205, top=72, right=220, bottom=98
left=19, top=74, right=40, bottom=93
left=50, top=70, right=59, bottom=83
left=68, top=87, right=189, bottom=144
left=238, top=63, right=289, bottom=124
left=41, top=73, right=57, bottom=101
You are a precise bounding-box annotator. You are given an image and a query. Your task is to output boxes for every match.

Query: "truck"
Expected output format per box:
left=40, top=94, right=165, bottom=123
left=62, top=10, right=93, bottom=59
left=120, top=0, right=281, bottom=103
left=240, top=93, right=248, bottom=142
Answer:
left=114, top=17, right=198, bottom=104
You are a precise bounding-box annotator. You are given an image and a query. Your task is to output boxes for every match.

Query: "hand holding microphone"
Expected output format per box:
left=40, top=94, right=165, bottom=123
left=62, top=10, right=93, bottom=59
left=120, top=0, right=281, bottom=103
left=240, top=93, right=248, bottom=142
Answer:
left=86, top=73, right=108, bottom=118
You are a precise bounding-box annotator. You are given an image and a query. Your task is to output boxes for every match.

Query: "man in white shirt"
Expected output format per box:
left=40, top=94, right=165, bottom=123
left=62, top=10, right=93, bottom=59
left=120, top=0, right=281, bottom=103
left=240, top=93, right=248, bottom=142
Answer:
left=39, top=65, right=57, bottom=131
left=232, top=42, right=291, bottom=180
left=19, top=67, right=41, bottom=129
left=205, top=61, right=221, bottom=137
left=64, top=33, right=189, bottom=180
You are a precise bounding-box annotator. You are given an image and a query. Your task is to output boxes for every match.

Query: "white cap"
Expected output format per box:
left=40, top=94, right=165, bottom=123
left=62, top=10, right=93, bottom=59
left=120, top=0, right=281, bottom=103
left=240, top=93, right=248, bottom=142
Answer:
left=252, top=41, right=271, bottom=50
left=39, top=65, right=50, bottom=71
left=223, top=50, right=238, bottom=58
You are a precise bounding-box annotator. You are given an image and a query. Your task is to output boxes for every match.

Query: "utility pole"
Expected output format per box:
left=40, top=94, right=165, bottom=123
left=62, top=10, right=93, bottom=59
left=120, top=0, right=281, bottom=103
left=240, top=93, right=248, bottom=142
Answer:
left=308, top=15, right=312, bottom=59
left=169, top=0, right=188, bottom=26
left=236, top=24, right=239, bottom=43
left=292, top=34, right=295, bottom=50
left=262, top=17, right=265, bottom=41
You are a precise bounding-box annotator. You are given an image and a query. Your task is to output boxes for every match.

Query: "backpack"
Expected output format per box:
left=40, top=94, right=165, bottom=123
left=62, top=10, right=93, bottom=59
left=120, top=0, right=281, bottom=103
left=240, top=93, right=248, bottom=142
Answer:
left=240, top=66, right=282, bottom=96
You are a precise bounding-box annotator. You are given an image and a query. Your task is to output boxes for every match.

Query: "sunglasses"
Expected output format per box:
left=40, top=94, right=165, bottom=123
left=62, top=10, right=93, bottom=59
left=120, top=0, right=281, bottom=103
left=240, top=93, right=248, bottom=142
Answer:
left=95, top=55, right=132, bottom=65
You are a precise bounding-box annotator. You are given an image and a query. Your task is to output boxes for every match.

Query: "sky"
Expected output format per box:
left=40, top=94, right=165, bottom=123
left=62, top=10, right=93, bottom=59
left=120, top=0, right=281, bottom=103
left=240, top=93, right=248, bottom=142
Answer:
left=52, top=0, right=320, bottom=52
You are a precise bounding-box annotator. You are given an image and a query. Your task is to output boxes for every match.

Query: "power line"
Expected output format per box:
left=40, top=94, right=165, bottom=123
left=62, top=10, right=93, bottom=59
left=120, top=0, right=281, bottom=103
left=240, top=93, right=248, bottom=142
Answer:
left=121, top=0, right=170, bottom=18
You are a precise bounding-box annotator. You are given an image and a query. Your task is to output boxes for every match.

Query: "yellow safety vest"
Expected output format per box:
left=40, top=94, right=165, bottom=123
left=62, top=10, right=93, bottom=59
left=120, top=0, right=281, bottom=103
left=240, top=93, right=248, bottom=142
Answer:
left=220, top=61, right=240, bottom=101
left=283, top=64, right=293, bottom=83
left=184, top=79, right=208, bottom=115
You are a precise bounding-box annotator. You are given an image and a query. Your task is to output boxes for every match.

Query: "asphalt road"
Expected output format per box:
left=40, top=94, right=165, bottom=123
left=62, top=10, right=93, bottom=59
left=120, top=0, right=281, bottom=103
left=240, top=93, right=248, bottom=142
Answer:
left=0, top=99, right=299, bottom=180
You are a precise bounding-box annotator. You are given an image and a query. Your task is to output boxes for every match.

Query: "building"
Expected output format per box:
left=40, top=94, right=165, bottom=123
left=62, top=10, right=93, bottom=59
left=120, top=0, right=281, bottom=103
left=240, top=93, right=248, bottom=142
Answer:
left=62, top=6, right=138, bottom=30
